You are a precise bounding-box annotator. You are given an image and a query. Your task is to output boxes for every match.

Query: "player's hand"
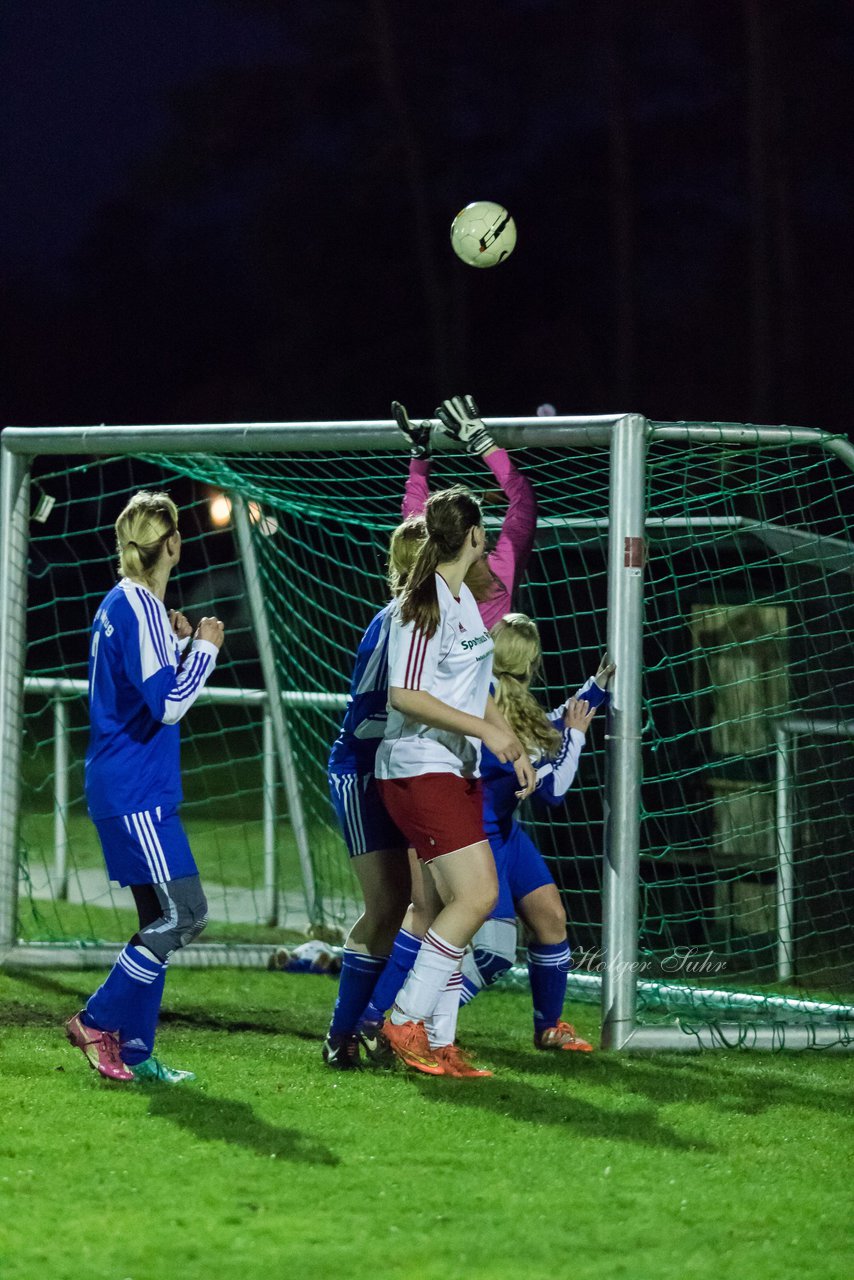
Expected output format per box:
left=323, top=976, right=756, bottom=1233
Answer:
left=513, top=753, right=537, bottom=800
left=169, top=609, right=192, bottom=640
left=391, top=400, right=431, bottom=459
left=482, top=722, right=524, bottom=764
left=435, top=394, right=496, bottom=456
left=195, top=616, right=225, bottom=649
left=595, top=655, right=616, bottom=689
left=564, top=698, right=596, bottom=734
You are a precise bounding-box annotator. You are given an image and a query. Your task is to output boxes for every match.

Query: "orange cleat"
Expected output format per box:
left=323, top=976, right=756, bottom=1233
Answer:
left=433, top=1044, right=494, bottom=1078
left=381, top=1018, right=444, bottom=1075
left=535, top=1020, right=594, bottom=1052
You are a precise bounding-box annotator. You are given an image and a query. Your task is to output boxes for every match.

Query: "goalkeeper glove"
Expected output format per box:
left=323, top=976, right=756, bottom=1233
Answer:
left=391, top=400, right=431, bottom=459
left=435, top=394, right=496, bottom=456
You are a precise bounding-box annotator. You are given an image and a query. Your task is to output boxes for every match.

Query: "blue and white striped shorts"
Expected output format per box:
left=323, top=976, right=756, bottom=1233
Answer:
left=93, top=806, right=198, bottom=886
left=328, top=771, right=406, bottom=858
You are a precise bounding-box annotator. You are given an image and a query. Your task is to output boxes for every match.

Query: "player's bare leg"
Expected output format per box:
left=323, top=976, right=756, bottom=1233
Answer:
left=384, top=841, right=498, bottom=1077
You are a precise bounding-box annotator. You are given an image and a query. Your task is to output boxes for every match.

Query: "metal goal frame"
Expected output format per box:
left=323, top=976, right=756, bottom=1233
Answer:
left=2, top=414, right=853, bottom=1051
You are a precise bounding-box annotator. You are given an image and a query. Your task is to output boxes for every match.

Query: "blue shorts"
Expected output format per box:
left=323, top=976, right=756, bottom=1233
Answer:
left=328, top=771, right=406, bottom=858
left=489, top=822, right=554, bottom=919
left=93, top=806, right=198, bottom=887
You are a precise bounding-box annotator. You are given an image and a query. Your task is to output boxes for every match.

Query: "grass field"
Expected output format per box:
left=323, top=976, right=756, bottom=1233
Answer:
left=2, top=967, right=852, bottom=1280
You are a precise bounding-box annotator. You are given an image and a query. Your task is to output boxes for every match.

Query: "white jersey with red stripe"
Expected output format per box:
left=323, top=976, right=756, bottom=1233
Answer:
left=375, top=574, right=494, bottom=781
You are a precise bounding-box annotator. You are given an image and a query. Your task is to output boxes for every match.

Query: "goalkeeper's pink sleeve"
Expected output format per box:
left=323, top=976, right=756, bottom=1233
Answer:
left=482, top=449, right=538, bottom=630
left=402, top=458, right=431, bottom=519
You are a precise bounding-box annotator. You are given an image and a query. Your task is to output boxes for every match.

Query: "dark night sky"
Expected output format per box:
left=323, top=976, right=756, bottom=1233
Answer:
left=2, top=0, right=853, bottom=433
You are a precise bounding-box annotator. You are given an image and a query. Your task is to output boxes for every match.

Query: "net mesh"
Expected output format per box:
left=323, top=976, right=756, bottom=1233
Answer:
left=15, top=425, right=854, bottom=1027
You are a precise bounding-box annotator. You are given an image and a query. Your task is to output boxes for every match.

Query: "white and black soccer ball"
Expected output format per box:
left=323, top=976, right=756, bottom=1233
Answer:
left=450, top=201, right=516, bottom=268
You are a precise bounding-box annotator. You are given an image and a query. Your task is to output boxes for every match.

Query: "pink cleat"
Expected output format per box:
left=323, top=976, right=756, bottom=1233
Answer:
left=65, top=1012, right=134, bottom=1081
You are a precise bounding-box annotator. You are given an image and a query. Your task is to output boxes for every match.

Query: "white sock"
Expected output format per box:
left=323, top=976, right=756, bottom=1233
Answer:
left=425, top=969, right=463, bottom=1047
left=390, top=929, right=464, bottom=1025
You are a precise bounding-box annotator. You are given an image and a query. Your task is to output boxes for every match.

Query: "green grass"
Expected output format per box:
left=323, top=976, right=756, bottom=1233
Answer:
left=1, top=969, right=852, bottom=1280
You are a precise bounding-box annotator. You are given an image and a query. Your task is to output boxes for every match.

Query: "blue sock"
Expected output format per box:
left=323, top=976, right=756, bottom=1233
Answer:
left=84, top=944, right=167, bottom=1064
left=360, top=929, right=422, bottom=1024
left=459, top=975, right=479, bottom=1006
left=527, top=941, right=571, bottom=1037
left=329, top=950, right=386, bottom=1036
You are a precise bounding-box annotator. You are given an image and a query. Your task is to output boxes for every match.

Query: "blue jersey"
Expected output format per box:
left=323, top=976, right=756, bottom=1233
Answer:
left=85, top=578, right=219, bottom=820
left=481, top=676, right=611, bottom=838
left=328, top=603, right=394, bottom=776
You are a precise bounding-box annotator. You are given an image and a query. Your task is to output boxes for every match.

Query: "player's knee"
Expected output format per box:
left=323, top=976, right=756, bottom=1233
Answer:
left=369, top=896, right=407, bottom=937
left=179, top=888, right=208, bottom=946
left=526, top=886, right=569, bottom=944
left=137, top=879, right=208, bottom=961
left=473, top=883, right=499, bottom=922
left=534, top=907, right=568, bottom=943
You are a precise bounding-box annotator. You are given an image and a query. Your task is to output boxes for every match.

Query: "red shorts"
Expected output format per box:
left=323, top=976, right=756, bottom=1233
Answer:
left=376, top=774, right=485, bottom=863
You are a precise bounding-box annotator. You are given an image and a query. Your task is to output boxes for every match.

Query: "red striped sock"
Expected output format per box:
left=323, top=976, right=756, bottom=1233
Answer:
left=425, top=969, right=464, bottom=1048
left=390, top=930, right=464, bottom=1026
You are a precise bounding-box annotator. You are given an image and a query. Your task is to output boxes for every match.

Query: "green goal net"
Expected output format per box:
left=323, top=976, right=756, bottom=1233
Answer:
left=12, top=424, right=854, bottom=1036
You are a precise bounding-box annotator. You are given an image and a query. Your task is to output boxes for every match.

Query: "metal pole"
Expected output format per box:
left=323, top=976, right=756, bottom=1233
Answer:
left=0, top=444, right=30, bottom=946
left=232, top=495, right=319, bottom=923
left=262, top=707, right=278, bottom=926
left=53, top=698, right=69, bottom=900
left=0, top=417, right=624, bottom=458
left=619, top=1021, right=853, bottom=1053
left=601, top=414, right=648, bottom=1049
left=774, top=724, right=795, bottom=982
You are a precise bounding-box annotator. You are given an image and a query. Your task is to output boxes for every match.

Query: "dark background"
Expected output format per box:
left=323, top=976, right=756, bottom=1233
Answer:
left=3, top=0, right=853, bottom=433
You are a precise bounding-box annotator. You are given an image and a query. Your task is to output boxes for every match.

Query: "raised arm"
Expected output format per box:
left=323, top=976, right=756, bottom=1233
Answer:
left=548, top=658, right=615, bottom=726
left=392, top=399, right=433, bottom=519
left=535, top=698, right=597, bottom=807
left=402, top=458, right=431, bottom=519
left=481, top=448, right=537, bottom=618
left=435, top=395, right=537, bottom=625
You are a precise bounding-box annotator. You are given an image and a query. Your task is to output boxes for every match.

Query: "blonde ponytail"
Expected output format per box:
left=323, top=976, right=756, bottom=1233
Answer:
left=491, top=613, right=562, bottom=757
left=115, top=491, right=178, bottom=586
left=387, top=515, right=426, bottom=597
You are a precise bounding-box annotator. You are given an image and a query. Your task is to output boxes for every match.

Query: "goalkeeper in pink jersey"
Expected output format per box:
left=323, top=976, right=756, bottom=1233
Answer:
left=395, top=393, right=537, bottom=631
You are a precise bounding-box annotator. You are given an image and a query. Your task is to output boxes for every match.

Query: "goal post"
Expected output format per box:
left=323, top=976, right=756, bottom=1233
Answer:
left=2, top=414, right=853, bottom=1051
left=603, top=419, right=854, bottom=1051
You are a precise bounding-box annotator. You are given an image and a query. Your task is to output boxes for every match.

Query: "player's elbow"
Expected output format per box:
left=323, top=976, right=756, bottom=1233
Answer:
left=160, top=701, right=185, bottom=726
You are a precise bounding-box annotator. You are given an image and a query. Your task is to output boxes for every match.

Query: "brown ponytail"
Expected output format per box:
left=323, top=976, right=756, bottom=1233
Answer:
left=115, top=490, right=178, bottom=586
left=399, top=485, right=482, bottom=636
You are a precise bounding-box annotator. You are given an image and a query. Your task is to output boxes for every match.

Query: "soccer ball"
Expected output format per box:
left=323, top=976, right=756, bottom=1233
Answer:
left=450, top=201, right=516, bottom=268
